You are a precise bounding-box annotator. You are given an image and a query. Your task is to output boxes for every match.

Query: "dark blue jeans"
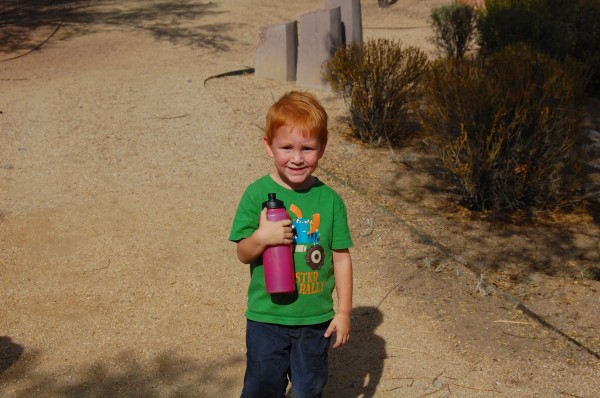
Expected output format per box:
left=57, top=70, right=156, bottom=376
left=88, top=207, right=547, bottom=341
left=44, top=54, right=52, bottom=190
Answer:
left=241, top=320, right=331, bottom=398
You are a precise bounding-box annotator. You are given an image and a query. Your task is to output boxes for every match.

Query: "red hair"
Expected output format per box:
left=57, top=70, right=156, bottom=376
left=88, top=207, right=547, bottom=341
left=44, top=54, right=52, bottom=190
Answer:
left=265, top=91, right=328, bottom=147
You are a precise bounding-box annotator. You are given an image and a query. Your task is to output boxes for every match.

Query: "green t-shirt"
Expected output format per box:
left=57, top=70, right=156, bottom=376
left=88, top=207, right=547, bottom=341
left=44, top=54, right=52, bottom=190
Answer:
left=229, top=174, right=353, bottom=325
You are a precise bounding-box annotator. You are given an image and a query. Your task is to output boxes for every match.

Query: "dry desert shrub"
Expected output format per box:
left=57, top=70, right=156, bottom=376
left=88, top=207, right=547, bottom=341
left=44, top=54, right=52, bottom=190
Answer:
left=324, top=38, right=429, bottom=147
left=478, top=0, right=600, bottom=93
left=429, top=2, right=480, bottom=66
left=420, top=44, right=589, bottom=213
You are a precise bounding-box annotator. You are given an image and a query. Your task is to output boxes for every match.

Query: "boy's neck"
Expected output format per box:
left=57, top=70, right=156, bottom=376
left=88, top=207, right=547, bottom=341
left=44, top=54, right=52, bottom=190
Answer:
left=269, top=172, right=316, bottom=191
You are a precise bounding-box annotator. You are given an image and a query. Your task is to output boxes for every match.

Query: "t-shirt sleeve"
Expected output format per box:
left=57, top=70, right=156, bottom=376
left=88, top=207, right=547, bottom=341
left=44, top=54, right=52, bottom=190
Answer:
left=229, top=187, right=261, bottom=243
left=331, top=195, right=353, bottom=250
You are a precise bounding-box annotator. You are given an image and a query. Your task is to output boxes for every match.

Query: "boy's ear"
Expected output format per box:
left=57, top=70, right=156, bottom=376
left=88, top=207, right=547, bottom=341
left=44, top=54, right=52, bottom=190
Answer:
left=263, top=136, right=274, bottom=158
left=318, top=141, right=327, bottom=159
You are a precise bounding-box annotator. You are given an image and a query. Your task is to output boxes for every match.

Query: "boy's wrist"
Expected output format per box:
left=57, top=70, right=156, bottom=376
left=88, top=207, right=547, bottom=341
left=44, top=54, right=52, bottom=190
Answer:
left=252, top=226, right=273, bottom=249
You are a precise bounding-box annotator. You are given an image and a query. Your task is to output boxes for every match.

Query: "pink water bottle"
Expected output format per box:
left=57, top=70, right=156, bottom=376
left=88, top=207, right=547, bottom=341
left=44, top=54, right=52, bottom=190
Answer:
left=262, top=193, right=296, bottom=294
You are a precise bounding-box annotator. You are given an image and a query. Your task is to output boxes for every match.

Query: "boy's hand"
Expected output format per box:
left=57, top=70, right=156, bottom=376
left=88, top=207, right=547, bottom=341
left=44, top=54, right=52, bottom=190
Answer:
left=256, top=208, right=293, bottom=246
left=236, top=208, right=293, bottom=264
left=325, top=312, right=351, bottom=349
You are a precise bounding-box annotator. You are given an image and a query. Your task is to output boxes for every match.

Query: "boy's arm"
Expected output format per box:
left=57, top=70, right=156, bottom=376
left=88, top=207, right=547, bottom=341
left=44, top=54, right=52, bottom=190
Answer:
left=325, top=248, right=353, bottom=348
left=236, top=208, right=294, bottom=264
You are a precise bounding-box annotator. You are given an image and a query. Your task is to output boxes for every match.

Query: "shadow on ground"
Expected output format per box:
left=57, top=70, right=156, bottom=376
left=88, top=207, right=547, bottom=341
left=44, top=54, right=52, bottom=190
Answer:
left=326, top=306, right=386, bottom=398
left=346, top=124, right=600, bottom=284
left=0, top=342, right=243, bottom=397
left=0, top=0, right=236, bottom=55
left=0, top=337, right=24, bottom=376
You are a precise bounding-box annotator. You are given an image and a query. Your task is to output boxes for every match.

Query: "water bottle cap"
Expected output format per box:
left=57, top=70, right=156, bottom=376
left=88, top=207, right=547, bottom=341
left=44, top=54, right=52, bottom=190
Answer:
left=263, top=193, right=285, bottom=209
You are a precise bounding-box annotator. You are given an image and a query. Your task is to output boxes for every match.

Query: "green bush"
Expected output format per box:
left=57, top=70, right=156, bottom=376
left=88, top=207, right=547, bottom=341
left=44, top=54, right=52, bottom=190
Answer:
left=324, top=39, right=429, bottom=146
left=420, top=45, right=588, bottom=213
left=429, top=3, right=479, bottom=65
left=478, top=0, right=600, bottom=93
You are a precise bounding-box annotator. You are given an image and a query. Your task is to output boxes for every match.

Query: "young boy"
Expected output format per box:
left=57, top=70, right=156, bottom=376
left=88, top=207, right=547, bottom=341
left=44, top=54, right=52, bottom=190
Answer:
left=229, top=91, right=353, bottom=398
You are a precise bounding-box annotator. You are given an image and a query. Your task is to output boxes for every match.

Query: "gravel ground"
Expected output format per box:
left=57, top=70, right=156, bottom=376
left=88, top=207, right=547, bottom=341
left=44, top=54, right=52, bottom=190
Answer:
left=1, top=1, right=598, bottom=397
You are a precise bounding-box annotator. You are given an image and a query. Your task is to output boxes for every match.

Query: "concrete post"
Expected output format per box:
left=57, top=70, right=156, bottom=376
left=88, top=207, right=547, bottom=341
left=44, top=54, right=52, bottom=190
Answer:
left=255, top=21, right=298, bottom=82
left=296, top=7, right=343, bottom=91
left=325, top=0, right=363, bottom=45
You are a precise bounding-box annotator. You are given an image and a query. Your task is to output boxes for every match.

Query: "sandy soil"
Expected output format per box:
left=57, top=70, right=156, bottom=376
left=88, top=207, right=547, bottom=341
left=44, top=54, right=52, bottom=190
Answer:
left=1, top=1, right=598, bottom=397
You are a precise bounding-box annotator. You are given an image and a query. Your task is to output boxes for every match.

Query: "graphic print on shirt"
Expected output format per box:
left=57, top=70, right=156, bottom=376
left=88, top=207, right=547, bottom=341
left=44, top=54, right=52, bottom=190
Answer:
left=290, top=204, right=324, bottom=272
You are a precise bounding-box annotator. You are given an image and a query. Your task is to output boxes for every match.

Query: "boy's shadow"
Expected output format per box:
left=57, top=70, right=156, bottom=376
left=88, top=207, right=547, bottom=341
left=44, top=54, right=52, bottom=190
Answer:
left=325, top=307, right=386, bottom=397
left=0, top=336, right=24, bottom=375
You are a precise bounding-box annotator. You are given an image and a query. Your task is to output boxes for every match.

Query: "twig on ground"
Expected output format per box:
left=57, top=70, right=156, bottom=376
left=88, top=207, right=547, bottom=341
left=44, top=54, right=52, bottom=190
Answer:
left=203, top=67, right=254, bottom=86
left=511, top=301, right=600, bottom=360
left=389, top=376, right=416, bottom=386
left=493, top=320, right=538, bottom=326
left=469, top=359, right=482, bottom=370
left=475, top=274, right=492, bottom=296
left=84, top=260, right=111, bottom=273
left=434, top=262, right=449, bottom=273
left=150, top=113, right=190, bottom=120
left=374, top=283, right=399, bottom=310
left=501, top=330, right=543, bottom=339
left=560, top=392, right=584, bottom=398
left=432, top=370, right=445, bottom=386
left=0, top=17, right=65, bottom=63
left=374, top=266, right=425, bottom=310
left=380, top=385, right=403, bottom=392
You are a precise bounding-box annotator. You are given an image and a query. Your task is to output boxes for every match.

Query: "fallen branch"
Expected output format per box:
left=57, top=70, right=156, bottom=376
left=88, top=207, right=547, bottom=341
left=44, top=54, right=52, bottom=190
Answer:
left=493, top=320, right=538, bottom=326
left=501, top=330, right=544, bottom=339
left=511, top=300, right=600, bottom=360
left=150, top=113, right=190, bottom=120
left=0, top=18, right=65, bottom=63
left=560, top=392, right=584, bottom=398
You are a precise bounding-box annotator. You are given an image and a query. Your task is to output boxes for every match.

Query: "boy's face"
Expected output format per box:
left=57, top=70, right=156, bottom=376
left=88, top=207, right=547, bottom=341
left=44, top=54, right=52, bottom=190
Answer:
left=264, top=125, right=325, bottom=190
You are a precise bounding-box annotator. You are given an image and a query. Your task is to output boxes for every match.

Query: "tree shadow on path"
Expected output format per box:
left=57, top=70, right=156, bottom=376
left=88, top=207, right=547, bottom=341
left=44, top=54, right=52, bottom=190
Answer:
left=326, top=306, right=386, bottom=398
left=0, top=0, right=236, bottom=56
left=0, top=346, right=244, bottom=397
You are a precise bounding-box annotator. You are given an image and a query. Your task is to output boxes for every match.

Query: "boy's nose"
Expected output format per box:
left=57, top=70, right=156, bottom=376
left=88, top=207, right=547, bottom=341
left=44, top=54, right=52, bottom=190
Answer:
left=291, top=150, right=303, bottom=163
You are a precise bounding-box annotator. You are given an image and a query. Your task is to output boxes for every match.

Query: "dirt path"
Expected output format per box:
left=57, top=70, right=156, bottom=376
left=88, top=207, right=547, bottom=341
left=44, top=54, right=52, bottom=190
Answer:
left=1, top=1, right=598, bottom=397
